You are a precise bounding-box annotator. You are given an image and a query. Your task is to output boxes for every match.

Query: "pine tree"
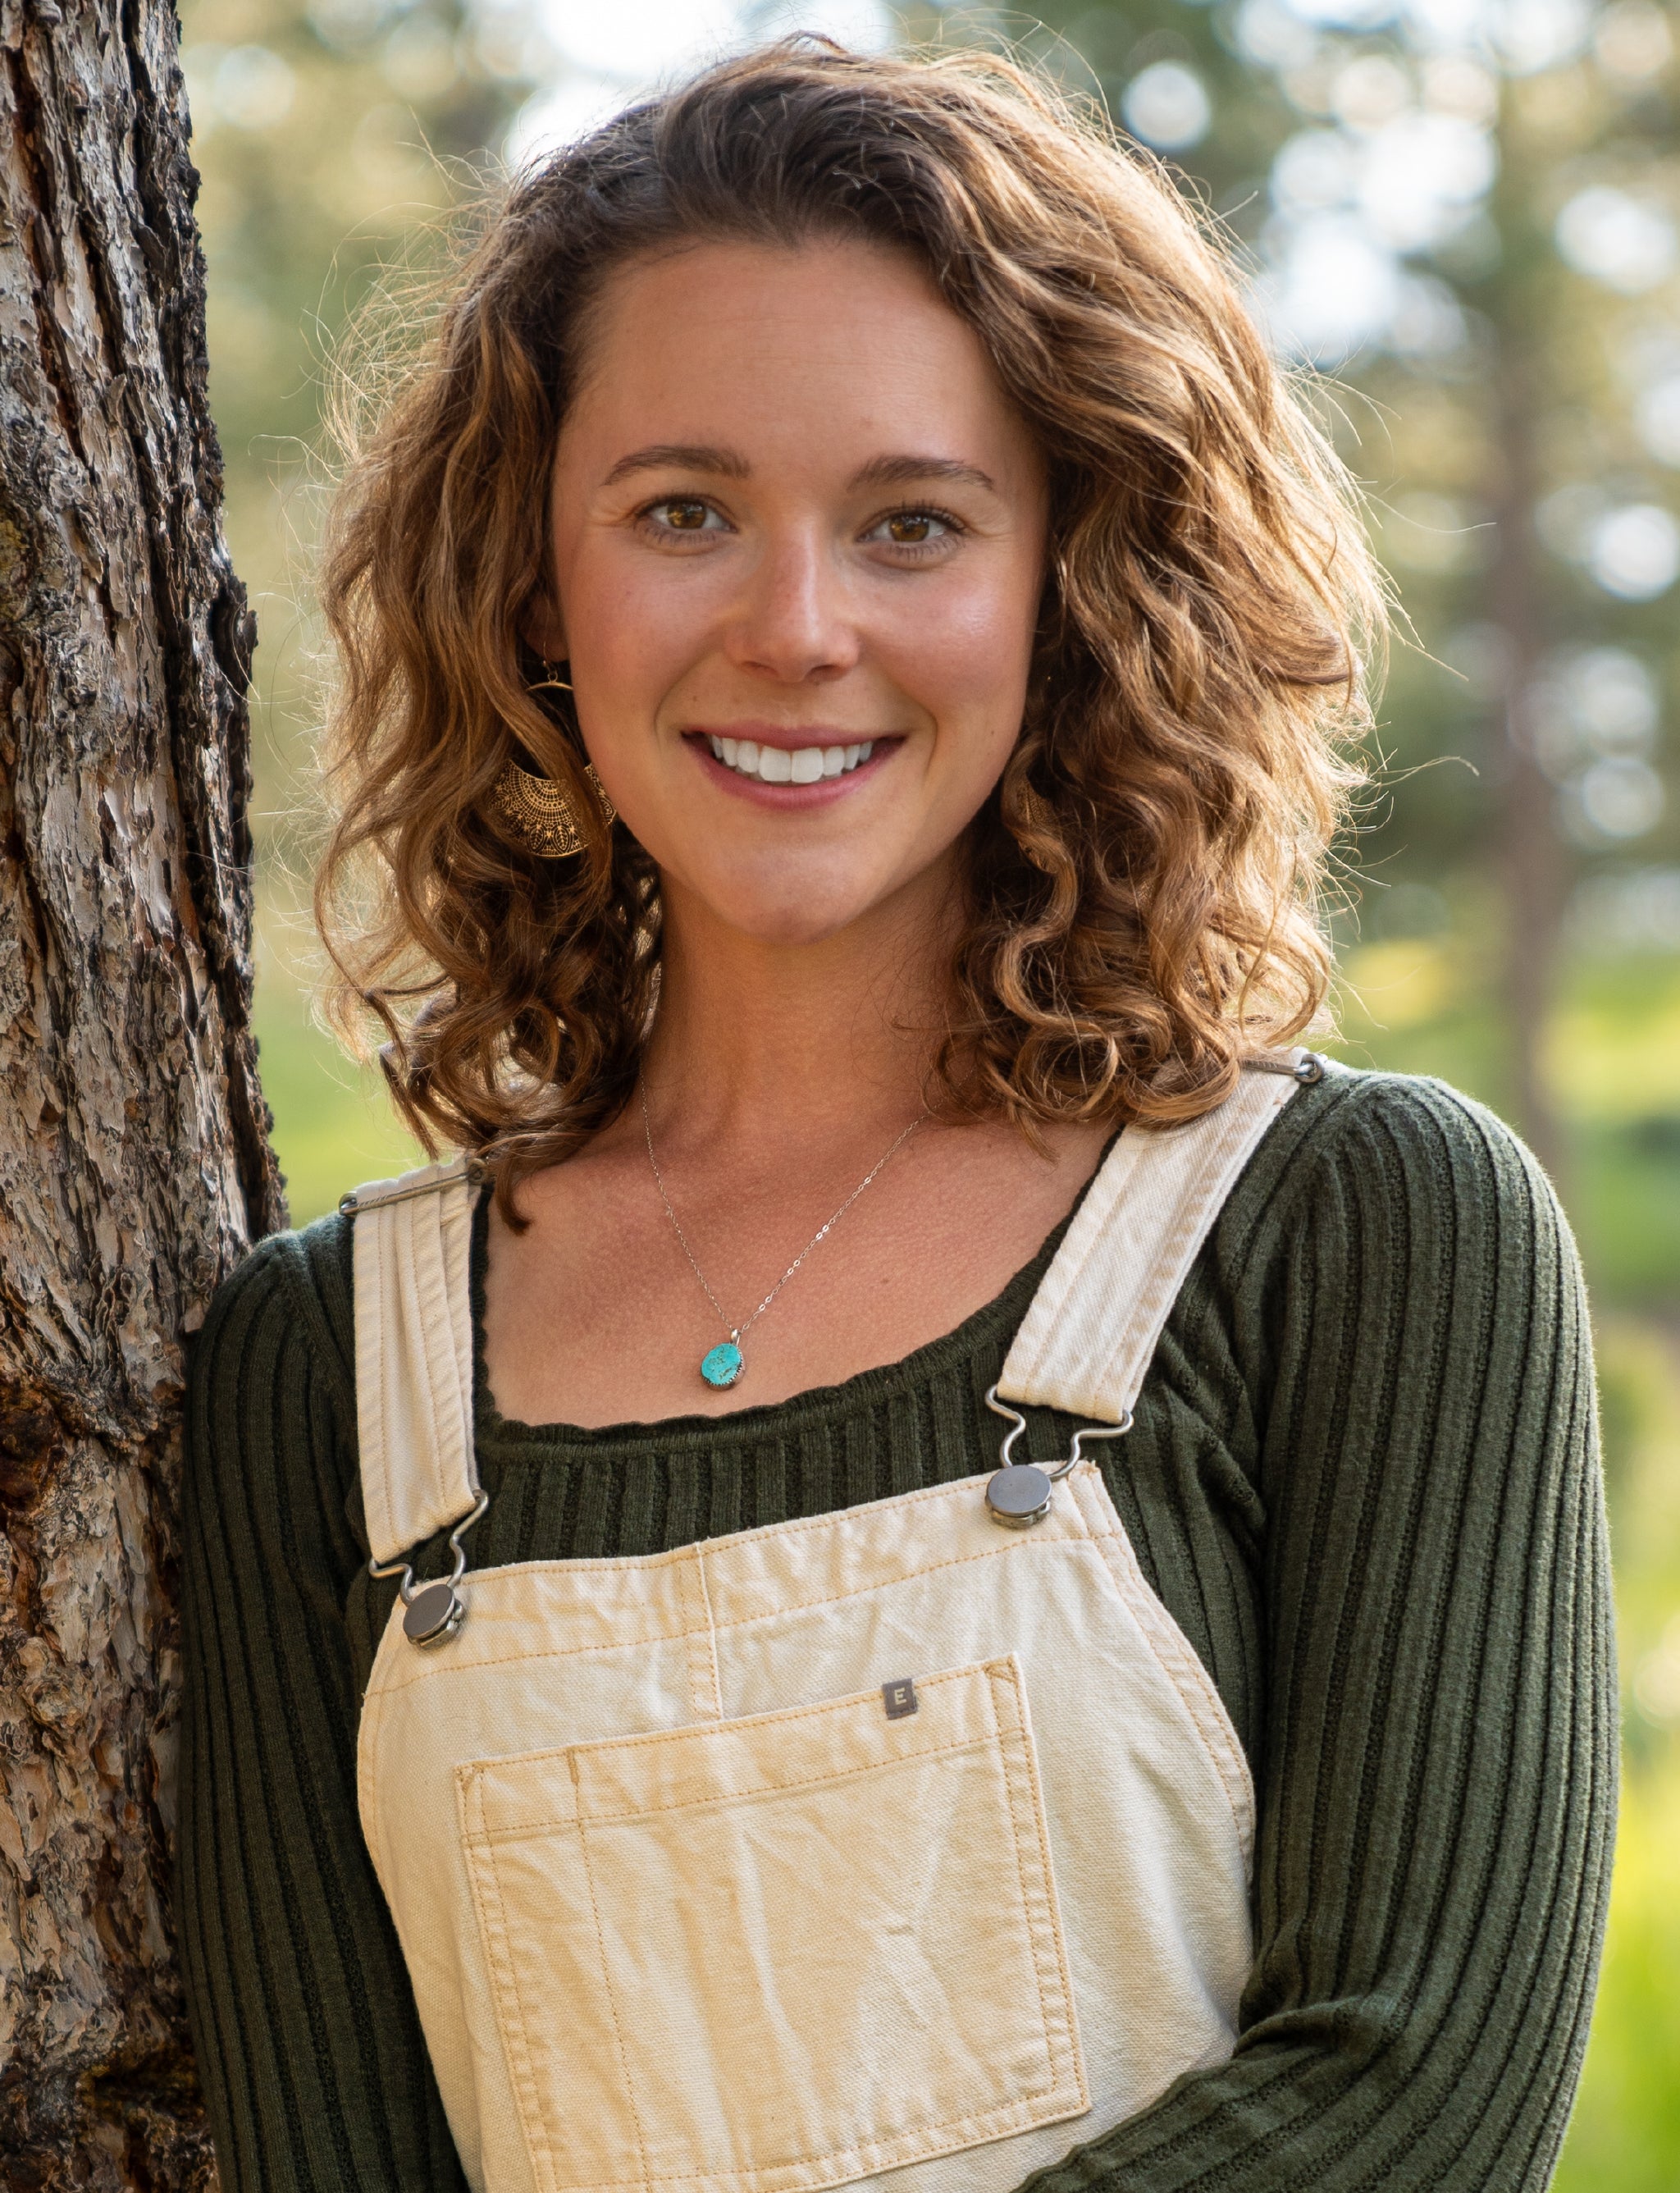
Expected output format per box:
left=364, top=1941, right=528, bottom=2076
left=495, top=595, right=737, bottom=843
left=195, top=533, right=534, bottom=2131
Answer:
left=0, top=0, right=282, bottom=2177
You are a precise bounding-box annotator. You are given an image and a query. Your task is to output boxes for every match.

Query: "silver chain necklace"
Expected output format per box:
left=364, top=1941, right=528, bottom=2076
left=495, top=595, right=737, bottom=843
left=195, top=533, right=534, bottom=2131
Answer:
left=640, top=1082, right=924, bottom=1391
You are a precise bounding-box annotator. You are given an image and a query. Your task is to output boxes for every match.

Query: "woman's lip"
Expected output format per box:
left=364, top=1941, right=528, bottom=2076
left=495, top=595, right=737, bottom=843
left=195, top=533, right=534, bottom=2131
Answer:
left=685, top=731, right=901, bottom=804
left=683, top=725, right=890, bottom=752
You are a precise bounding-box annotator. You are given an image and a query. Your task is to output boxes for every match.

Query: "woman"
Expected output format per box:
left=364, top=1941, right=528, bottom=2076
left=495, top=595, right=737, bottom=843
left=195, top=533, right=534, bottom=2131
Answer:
left=176, top=42, right=1614, bottom=2193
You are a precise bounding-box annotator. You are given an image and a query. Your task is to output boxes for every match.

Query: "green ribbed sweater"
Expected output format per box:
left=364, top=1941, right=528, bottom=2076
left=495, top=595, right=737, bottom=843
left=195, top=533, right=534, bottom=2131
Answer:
left=176, top=1069, right=1615, bottom=2192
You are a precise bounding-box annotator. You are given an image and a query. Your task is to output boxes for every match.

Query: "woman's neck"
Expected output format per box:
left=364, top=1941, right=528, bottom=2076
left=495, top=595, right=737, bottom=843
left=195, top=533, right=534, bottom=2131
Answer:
left=641, top=866, right=959, bottom=1152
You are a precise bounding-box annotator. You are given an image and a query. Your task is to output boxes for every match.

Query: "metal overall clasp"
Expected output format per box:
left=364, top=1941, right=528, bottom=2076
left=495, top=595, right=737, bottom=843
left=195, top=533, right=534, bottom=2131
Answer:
left=368, top=1492, right=490, bottom=1647
left=983, top=1388, right=1131, bottom=1527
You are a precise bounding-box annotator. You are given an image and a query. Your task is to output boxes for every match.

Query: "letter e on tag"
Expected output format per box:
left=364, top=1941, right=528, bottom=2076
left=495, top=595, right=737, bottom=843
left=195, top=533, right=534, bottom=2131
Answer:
left=882, top=1677, right=918, bottom=1720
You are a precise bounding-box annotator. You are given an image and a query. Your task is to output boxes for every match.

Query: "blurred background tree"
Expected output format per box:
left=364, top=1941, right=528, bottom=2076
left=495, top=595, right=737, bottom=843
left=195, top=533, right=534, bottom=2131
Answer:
left=183, top=1, right=1680, bottom=2183
left=176, top=0, right=550, bottom=1194
left=1020, top=0, right=1680, bottom=1193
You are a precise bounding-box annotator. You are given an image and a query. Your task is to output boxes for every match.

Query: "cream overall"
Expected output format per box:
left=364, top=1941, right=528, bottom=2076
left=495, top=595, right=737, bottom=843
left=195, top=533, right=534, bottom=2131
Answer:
left=349, top=1062, right=1312, bottom=2193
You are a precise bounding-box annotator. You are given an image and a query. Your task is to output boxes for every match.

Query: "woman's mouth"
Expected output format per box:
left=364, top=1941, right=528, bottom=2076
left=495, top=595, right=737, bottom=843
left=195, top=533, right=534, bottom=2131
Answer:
left=705, top=735, right=875, bottom=785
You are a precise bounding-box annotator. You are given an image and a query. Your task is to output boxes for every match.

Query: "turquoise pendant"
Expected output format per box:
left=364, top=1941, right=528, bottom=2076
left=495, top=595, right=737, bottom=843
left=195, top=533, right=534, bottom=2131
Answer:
left=701, top=1341, right=744, bottom=1389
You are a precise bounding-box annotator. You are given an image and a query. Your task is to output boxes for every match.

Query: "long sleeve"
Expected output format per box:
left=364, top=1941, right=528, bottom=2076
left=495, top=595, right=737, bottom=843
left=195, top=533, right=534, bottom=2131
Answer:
left=176, top=1220, right=466, bottom=2193
left=1020, top=1076, right=1617, bottom=2191
left=174, top=1074, right=1615, bottom=2193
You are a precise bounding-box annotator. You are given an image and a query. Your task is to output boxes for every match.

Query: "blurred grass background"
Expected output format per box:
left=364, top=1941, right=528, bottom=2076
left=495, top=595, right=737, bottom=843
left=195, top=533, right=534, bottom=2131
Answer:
left=182, top=0, right=1680, bottom=2177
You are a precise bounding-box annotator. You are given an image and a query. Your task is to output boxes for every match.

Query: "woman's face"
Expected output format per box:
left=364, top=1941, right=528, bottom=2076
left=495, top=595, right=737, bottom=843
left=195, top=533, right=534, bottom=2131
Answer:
left=541, top=235, right=1049, bottom=948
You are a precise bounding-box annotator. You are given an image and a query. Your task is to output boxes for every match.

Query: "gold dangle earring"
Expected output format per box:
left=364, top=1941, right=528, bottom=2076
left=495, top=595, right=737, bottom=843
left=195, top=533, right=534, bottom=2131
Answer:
left=491, top=659, right=616, bottom=860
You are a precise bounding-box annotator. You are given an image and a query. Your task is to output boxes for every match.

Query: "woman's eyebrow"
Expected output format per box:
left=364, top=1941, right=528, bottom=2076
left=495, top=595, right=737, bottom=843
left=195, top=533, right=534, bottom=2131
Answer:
left=600, top=446, right=1000, bottom=494
left=851, top=454, right=998, bottom=494
left=603, top=443, right=751, bottom=485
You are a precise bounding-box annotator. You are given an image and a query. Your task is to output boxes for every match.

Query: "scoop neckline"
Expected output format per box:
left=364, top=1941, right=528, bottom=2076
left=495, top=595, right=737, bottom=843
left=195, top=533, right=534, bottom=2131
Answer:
left=470, top=1126, right=1121, bottom=1454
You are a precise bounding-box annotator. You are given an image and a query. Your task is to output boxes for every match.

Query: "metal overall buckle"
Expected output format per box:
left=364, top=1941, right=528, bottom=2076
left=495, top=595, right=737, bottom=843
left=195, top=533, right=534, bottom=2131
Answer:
left=983, top=1388, right=1131, bottom=1527
left=368, top=1492, right=490, bottom=1647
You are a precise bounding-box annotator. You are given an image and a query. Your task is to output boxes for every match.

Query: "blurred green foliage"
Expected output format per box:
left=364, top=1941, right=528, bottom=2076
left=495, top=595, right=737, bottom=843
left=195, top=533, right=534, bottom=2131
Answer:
left=1553, top=1315, right=1680, bottom=2191
left=1023, top=0, right=1680, bottom=1173
left=183, top=0, right=1680, bottom=2179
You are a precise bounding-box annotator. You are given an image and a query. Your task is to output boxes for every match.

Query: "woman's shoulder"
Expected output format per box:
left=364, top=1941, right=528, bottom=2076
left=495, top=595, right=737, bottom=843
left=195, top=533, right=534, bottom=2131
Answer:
left=1219, top=1061, right=1577, bottom=1290
left=1180, top=1065, right=1593, bottom=1510
left=189, top=1203, right=358, bottom=1413
left=1250, top=1060, right=1556, bottom=1209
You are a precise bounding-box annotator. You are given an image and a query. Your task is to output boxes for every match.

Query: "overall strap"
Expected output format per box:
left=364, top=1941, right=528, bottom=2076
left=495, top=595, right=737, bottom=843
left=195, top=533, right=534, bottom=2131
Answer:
left=998, top=1053, right=1322, bottom=1425
left=345, top=1157, right=482, bottom=1568
left=345, top=1053, right=1324, bottom=1563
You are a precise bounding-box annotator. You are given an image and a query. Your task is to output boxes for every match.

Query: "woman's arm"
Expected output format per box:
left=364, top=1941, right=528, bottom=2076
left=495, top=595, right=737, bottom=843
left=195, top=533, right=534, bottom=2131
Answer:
left=1025, top=1076, right=1616, bottom=2192
left=176, top=1221, right=466, bottom=2193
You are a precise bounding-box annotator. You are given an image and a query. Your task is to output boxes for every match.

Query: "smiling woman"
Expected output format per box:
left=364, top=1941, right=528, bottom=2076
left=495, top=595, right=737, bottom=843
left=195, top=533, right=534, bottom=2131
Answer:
left=523, top=236, right=1052, bottom=998
left=312, top=42, right=1371, bottom=1213
left=177, top=39, right=1612, bottom=2193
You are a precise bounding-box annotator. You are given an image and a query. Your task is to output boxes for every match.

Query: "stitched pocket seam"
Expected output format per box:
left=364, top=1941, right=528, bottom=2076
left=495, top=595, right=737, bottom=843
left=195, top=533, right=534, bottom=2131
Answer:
left=460, top=1659, right=1086, bottom=2193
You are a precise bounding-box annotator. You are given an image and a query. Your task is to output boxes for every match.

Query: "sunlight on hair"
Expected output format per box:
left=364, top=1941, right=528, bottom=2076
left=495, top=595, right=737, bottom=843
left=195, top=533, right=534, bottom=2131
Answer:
left=314, top=40, right=1385, bottom=1207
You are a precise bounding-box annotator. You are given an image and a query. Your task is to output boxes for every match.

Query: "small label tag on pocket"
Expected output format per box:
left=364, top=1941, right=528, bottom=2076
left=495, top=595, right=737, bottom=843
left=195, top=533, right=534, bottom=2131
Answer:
left=882, top=1677, right=918, bottom=1720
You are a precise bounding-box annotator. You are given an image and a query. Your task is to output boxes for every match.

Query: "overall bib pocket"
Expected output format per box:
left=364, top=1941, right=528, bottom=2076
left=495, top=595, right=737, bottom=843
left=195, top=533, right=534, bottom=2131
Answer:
left=457, top=1656, right=1089, bottom=2193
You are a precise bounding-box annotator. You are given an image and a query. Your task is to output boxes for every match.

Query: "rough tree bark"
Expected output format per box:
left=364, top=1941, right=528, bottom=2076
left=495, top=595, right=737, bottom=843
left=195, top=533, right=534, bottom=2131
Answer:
left=0, top=0, right=284, bottom=2182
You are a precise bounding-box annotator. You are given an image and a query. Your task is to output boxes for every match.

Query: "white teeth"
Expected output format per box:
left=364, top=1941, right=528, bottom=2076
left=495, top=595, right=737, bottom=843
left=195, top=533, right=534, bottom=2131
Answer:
left=708, top=737, right=881, bottom=783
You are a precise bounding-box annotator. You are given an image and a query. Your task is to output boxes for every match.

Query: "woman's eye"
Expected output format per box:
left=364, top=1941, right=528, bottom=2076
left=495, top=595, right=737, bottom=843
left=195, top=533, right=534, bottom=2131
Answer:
left=644, top=499, right=720, bottom=534
left=870, top=509, right=957, bottom=549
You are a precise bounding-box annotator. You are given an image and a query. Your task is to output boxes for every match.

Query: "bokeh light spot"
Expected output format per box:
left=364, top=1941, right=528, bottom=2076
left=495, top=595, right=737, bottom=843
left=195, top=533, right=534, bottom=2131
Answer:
left=1588, top=503, right=1680, bottom=599
left=1556, top=185, right=1678, bottom=295
left=1121, top=62, right=1212, bottom=151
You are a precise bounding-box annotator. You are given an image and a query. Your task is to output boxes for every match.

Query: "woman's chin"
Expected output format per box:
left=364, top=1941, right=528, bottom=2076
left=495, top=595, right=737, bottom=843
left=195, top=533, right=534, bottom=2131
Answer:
left=671, top=860, right=922, bottom=951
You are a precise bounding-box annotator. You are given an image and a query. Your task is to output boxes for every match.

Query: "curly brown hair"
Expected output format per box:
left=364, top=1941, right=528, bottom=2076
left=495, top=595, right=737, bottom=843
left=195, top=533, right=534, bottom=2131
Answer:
left=317, top=38, right=1379, bottom=1208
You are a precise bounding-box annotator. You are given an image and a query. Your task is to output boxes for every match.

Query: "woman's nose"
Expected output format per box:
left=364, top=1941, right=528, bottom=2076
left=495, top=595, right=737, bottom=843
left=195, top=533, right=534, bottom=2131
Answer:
left=724, top=534, right=861, bottom=686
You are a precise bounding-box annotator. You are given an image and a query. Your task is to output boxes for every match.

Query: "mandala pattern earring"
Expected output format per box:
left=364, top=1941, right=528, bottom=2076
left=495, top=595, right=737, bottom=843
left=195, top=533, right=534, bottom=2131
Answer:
left=491, top=656, right=617, bottom=859
left=491, top=759, right=614, bottom=858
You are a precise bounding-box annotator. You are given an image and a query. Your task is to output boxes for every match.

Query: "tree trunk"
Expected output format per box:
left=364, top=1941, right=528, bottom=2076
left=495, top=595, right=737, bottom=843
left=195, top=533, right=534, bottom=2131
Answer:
left=0, top=0, right=283, bottom=2181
